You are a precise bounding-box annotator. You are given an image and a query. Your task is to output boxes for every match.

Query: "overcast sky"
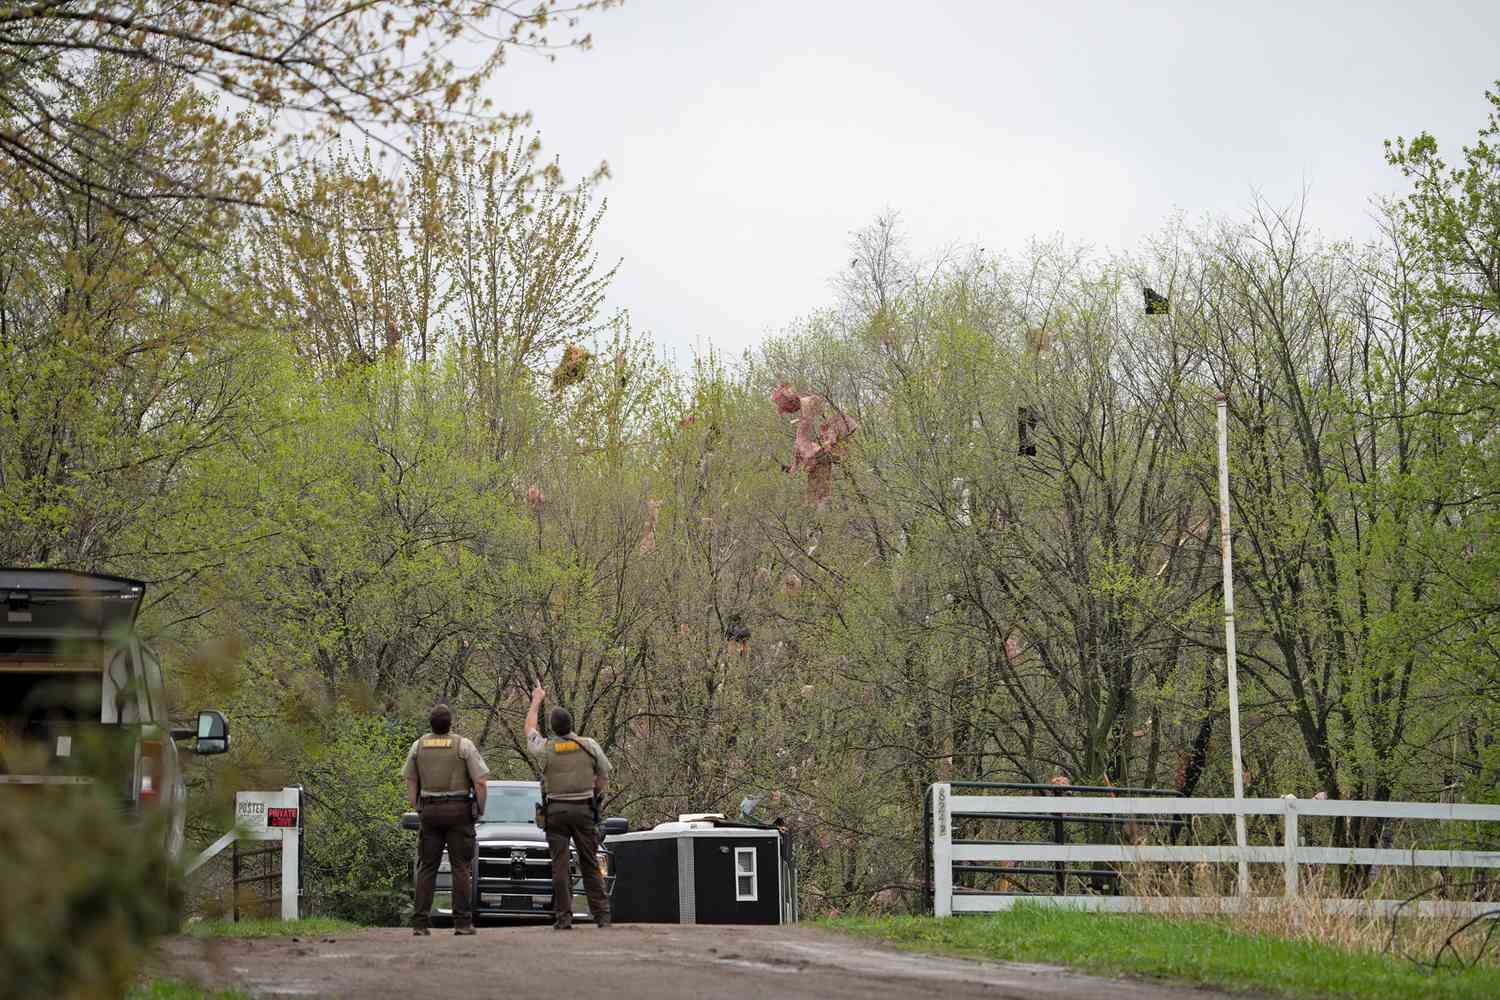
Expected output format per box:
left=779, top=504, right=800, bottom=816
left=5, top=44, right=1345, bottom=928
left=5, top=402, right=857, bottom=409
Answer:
left=483, top=1, right=1500, bottom=362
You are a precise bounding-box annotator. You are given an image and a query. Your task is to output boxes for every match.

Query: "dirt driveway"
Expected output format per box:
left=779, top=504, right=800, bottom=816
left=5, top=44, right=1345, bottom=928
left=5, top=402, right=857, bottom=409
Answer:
left=152, top=923, right=1259, bottom=999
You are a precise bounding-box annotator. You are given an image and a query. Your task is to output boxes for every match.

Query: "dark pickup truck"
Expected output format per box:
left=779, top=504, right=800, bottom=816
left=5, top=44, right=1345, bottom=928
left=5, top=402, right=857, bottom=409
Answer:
left=401, top=779, right=627, bottom=923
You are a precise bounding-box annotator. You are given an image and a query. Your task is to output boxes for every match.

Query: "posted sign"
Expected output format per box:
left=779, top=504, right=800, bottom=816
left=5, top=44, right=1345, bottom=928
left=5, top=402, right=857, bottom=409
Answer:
left=235, top=789, right=300, bottom=839
left=231, top=787, right=303, bottom=920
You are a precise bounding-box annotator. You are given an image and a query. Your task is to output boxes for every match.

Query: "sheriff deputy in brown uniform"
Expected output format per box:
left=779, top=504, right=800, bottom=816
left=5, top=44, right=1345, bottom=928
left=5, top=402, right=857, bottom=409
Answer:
left=524, top=685, right=612, bottom=929
left=401, top=703, right=490, bottom=935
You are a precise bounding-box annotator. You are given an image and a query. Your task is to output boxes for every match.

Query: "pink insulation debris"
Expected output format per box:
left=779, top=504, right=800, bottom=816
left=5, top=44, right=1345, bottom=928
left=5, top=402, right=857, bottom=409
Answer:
left=791, top=393, right=826, bottom=471
left=774, top=384, right=858, bottom=509
left=639, top=499, right=662, bottom=554
left=771, top=383, right=801, bottom=414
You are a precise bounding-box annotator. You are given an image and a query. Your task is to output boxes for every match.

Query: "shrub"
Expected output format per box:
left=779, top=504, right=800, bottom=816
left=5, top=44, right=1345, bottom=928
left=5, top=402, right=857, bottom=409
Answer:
left=299, top=713, right=415, bottom=926
left=0, top=784, right=180, bottom=999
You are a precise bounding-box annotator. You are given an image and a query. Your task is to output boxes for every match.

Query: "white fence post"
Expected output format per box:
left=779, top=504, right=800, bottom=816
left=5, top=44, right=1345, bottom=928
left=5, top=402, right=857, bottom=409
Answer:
left=1283, top=796, right=1299, bottom=898
left=932, top=783, right=953, bottom=917
left=280, top=786, right=300, bottom=921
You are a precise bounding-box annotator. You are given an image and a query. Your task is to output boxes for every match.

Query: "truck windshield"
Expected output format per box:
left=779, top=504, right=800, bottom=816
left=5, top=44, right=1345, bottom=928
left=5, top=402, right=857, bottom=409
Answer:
left=482, top=785, right=542, bottom=823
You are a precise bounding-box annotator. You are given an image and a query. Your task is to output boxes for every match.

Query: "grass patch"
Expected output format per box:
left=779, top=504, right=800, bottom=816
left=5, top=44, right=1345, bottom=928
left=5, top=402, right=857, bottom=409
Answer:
left=181, top=916, right=362, bottom=939
left=827, top=907, right=1500, bottom=1000
left=126, top=980, right=251, bottom=1000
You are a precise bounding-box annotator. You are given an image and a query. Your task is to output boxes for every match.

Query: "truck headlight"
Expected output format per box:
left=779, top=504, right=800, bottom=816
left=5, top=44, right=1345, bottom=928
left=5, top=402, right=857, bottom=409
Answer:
left=597, top=852, right=609, bottom=876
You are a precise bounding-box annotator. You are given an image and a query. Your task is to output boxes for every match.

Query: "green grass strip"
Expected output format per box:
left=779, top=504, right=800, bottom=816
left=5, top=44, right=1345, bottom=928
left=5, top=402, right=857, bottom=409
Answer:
left=181, top=916, right=363, bottom=939
left=126, top=980, right=251, bottom=1000
left=826, top=906, right=1500, bottom=1000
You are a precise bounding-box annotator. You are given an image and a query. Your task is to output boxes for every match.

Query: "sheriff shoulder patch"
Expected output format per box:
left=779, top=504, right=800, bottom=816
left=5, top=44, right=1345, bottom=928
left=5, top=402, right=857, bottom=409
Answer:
left=421, top=738, right=454, bottom=748
left=553, top=740, right=580, bottom=752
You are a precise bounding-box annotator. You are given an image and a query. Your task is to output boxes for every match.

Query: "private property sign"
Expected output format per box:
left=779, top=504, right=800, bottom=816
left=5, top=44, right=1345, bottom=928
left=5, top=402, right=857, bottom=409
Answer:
left=189, top=786, right=305, bottom=921
left=230, top=787, right=303, bottom=920
left=236, top=789, right=300, bottom=840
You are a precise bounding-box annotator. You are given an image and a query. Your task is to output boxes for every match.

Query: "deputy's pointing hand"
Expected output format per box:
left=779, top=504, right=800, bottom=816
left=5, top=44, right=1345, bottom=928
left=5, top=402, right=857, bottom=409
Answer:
left=531, top=685, right=546, bottom=704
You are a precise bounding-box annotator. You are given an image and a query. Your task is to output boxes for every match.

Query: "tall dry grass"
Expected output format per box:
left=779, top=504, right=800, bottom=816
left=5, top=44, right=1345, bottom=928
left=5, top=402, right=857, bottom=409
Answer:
left=1114, top=862, right=1500, bottom=970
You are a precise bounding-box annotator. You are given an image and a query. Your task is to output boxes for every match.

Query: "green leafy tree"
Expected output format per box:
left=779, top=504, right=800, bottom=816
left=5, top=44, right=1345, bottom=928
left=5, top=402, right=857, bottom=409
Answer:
left=0, top=1, right=617, bottom=216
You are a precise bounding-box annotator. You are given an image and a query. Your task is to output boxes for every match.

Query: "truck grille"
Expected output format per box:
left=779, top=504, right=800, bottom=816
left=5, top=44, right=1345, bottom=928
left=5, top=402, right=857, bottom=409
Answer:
left=477, top=843, right=553, bottom=887
left=440, top=841, right=612, bottom=917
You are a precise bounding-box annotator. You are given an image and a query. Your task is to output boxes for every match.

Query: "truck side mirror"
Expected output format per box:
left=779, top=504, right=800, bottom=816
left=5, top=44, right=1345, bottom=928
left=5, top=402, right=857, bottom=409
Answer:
left=194, top=709, right=230, bottom=755
left=400, top=812, right=420, bottom=831
left=601, top=816, right=629, bottom=836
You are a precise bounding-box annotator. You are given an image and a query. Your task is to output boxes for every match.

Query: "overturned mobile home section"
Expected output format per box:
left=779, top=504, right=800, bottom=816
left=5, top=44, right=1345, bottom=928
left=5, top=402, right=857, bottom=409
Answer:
left=609, top=815, right=797, bottom=925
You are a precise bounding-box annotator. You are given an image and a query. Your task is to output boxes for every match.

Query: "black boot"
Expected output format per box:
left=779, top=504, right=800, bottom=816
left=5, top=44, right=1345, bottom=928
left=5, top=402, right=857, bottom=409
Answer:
left=552, top=917, right=573, bottom=930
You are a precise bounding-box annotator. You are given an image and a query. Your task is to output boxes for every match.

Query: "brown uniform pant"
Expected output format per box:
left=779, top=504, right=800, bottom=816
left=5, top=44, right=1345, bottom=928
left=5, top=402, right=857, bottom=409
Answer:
left=414, top=798, right=476, bottom=930
left=546, top=800, right=609, bottom=925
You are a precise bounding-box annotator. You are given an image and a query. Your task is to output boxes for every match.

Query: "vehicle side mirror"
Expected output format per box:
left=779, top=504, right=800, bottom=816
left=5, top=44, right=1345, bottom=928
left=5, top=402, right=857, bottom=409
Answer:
left=601, top=816, right=629, bottom=837
left=193, top=710, right=230, bottom=755
left=400, top=812, right=420, bottom=831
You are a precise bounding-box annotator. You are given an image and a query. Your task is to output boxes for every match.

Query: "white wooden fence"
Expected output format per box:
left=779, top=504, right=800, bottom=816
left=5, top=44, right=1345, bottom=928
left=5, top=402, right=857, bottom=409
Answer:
left=929, top=784, right=1500, bottom=918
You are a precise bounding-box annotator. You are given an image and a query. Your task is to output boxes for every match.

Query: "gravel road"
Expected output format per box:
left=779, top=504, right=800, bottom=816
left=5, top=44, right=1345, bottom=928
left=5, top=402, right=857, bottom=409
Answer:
left=151, top=923, right=1261, bottom=999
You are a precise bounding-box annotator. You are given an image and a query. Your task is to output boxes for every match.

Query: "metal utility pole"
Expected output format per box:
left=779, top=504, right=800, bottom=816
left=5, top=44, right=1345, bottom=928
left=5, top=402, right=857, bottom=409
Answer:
left=1215, top=392, right=1251, bottom=898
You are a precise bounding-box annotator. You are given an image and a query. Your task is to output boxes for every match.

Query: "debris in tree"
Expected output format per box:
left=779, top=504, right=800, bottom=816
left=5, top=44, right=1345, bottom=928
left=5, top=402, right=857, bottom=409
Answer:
left=551, top=343, right=593, bottom=391
left=1144, top=287, right=1170, bottom=315
left=724, top=613, right=751, bottom=654
left=952, top=477, right=972, bottom=526
left=771, top=383, right=801, bottom=414
left=525, top=484, right=545, bottom=511
left=820, top=408, right=857, bottom=459
left=1156, top=514, right=1212, bottom=577
left=775, top=385, right=859, bottom=509
left=1017, top=405, right=1039, bottom=457
left=791, top=393, right=826, bottom=469
left=806, top=457, right=834, bottom=508
left=1024, top=327, right=1048, bottom=353
left=639, top=499, right=662, bottom=554
left=679, top=413, right=698, bottom=428
left=781, top=571, right=802, bottom=596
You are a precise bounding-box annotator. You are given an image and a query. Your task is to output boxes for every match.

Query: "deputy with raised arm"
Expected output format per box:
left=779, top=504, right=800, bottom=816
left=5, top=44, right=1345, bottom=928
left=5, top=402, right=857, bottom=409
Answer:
left=526, top=685, right=612, bottom=930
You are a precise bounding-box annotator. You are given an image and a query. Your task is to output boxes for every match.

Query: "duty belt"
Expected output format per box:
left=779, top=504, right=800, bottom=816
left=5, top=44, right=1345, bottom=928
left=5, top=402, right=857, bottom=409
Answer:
left=420, top=792, right=470, bottom=800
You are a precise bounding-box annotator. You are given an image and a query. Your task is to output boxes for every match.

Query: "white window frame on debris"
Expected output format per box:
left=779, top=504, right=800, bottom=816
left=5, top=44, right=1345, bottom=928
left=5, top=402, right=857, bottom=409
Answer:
left=734, top=846, right=758, bottom=901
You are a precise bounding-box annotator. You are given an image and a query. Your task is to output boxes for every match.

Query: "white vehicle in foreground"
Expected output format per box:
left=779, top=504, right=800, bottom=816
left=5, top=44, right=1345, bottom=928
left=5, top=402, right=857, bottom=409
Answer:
left=0, top=568, right=230, bottom=858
